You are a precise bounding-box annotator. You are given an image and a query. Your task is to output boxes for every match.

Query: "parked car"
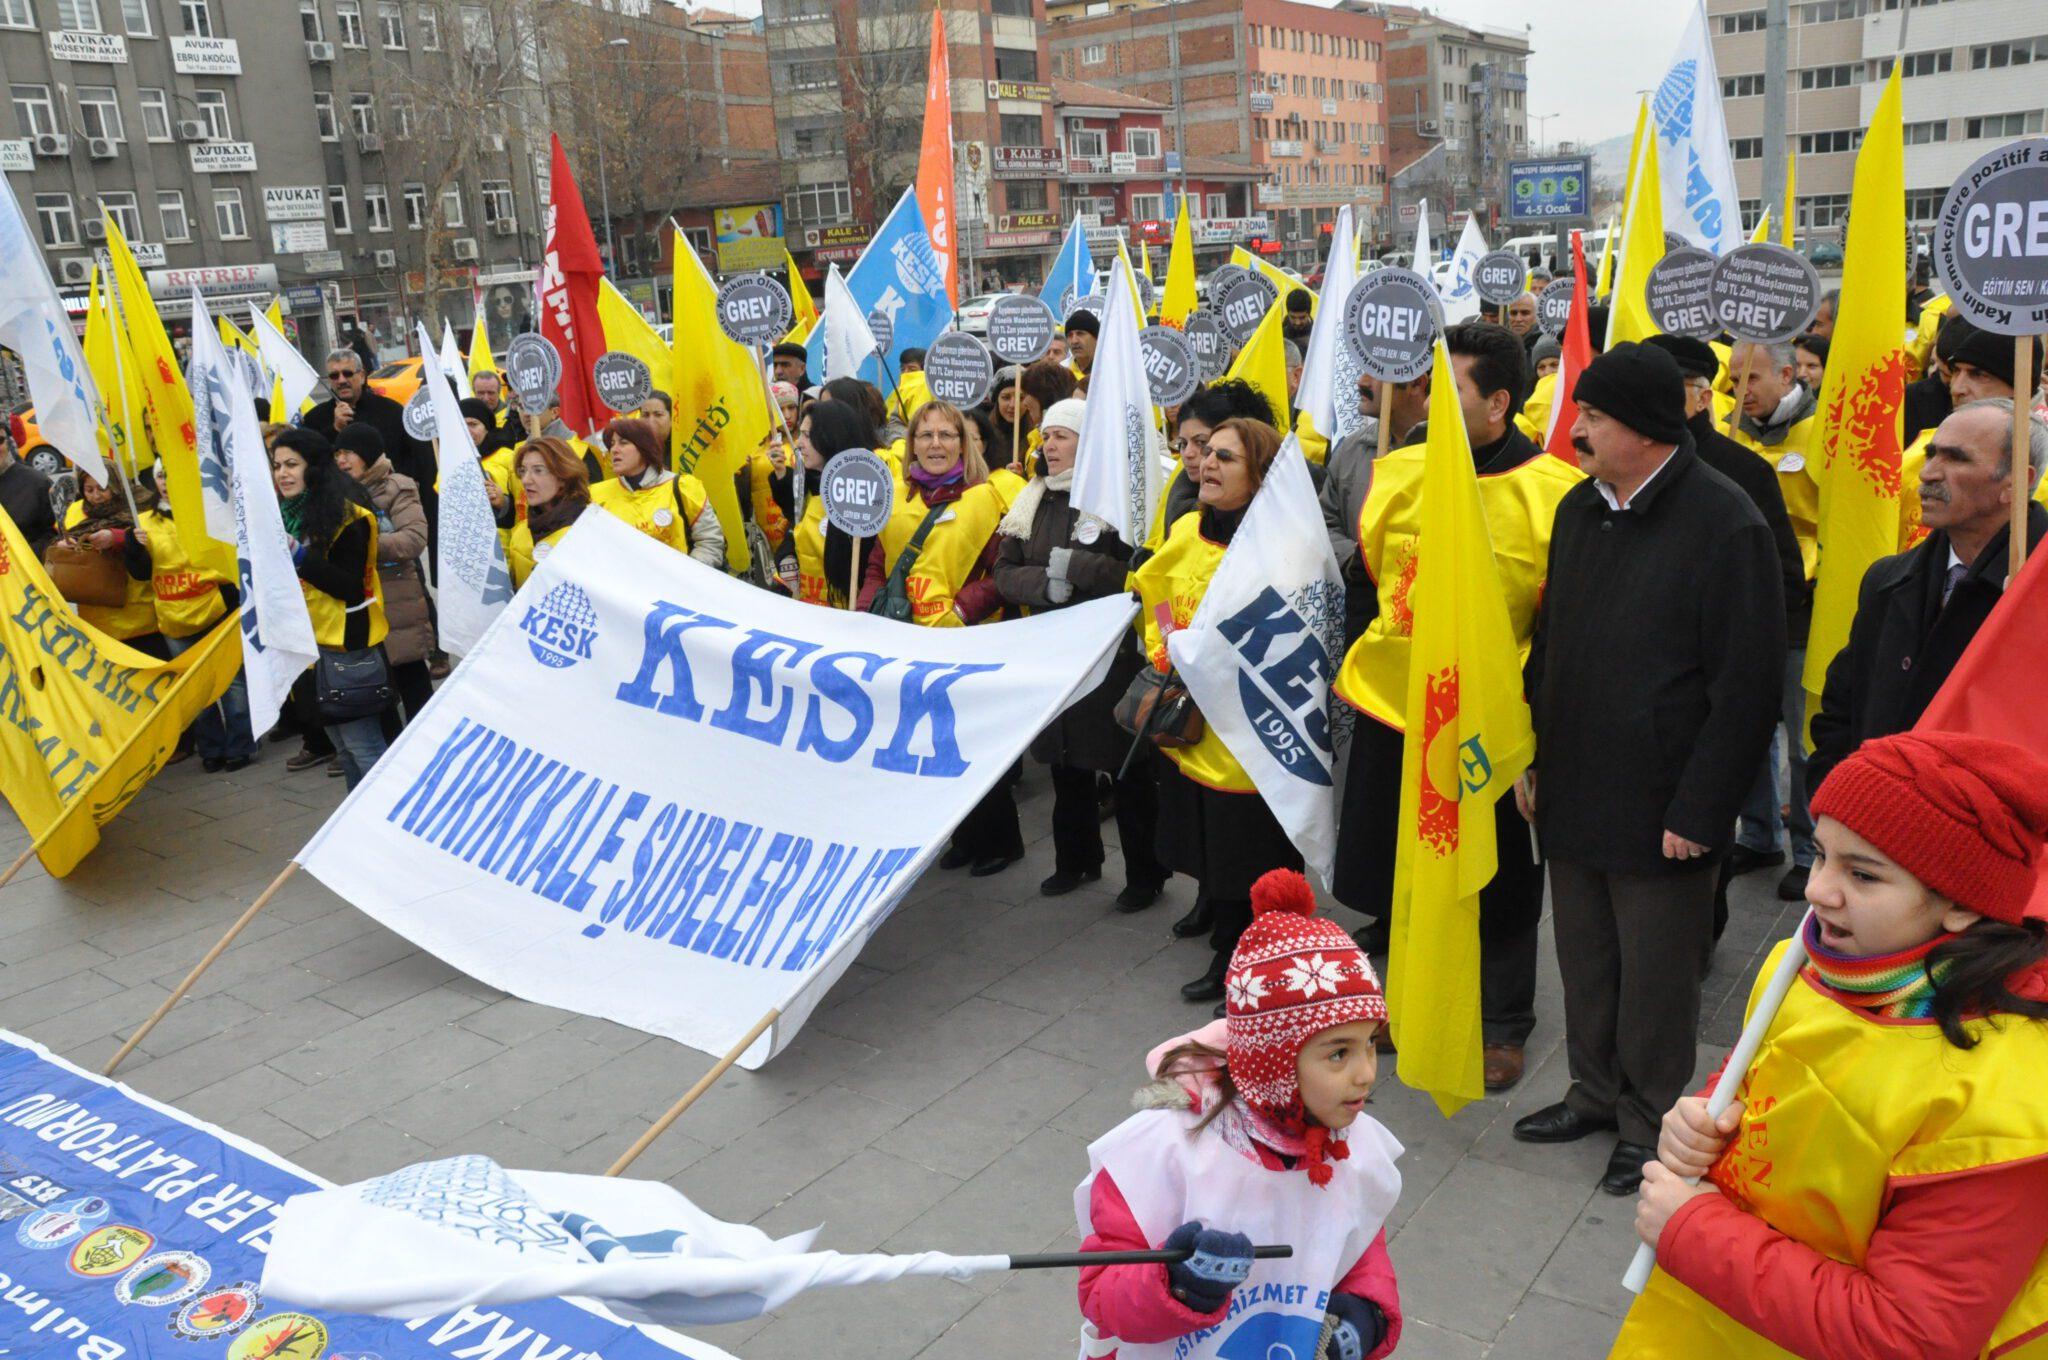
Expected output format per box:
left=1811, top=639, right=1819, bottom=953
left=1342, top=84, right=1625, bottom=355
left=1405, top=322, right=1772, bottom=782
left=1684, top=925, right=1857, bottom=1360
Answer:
left=1803, top=239, right=1845, bottom=268
left=954, top=294, right=1003, bottom=337
left=366, top=355, right=425, bottom=405
left=7, top=403, right=64, bottom=478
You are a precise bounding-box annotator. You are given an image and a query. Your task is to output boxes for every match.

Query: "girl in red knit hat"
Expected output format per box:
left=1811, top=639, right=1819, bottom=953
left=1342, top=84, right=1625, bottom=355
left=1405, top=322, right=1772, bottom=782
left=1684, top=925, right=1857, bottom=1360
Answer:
left=1615, top=731, right=2048, bottom=1359
left=1072, top=869, right=1405, bottom=1360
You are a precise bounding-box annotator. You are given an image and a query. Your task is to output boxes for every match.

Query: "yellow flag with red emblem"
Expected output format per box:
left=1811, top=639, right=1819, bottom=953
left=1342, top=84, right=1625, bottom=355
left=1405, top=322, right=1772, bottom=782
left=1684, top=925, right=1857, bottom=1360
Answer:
left=1387, top=339, right=1537, bottom=1116
left=1801, top=69, right=1906, bottom=732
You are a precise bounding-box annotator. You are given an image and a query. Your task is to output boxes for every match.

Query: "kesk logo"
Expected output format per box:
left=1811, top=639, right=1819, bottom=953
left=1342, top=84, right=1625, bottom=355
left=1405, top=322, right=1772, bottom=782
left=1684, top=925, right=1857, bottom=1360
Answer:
left=1215, top=581, right=1345, bottom=786
left=891, top=231, right=944, bottom=300
left=520, top=581, right=599, bottom=669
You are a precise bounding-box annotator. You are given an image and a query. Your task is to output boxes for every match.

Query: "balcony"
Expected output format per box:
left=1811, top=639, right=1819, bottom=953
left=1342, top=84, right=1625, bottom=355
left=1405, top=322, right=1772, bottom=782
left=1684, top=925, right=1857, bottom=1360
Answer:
left=1065, top=153, right=1166, bottom=178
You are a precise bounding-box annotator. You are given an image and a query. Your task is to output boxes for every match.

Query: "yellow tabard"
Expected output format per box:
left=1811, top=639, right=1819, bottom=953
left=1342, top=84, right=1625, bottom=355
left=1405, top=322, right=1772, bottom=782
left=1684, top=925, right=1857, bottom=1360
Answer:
left=1333, top=446, right=1579, bottom=727
left=875, top=478, right=1012, bottom=626
left=1613, top=940, right=2048, bottom=1359
left=1906, top=293, right=1952, bottom=381
left=507, top=520, right=574, bottom=588
left=748, top=442, right=791, bottom=550
left=60, top=501, right=156, bottom=640
left=1131, top=513, right=1251, bottom=792
left=135, top=508, right=227, bottom=638
left=590, top=474, right=708, bottom=556
left=302, top=503, right=389, bottom=651
left=1729, top=413, right=1821, bottom=579
left=793, top=497, right=838, bottom=607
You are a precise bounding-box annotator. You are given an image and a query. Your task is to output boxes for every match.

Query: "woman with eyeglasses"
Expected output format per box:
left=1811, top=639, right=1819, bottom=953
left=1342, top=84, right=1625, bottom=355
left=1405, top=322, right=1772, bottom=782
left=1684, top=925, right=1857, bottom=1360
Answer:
left=507, top=437, right=592, bottom=588
left=1152, top=381, right=1278, bottom=552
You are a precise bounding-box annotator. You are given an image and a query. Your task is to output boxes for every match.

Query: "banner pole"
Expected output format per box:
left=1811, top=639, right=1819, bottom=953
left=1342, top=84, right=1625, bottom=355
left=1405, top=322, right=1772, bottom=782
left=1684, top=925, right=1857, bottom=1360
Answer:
left=1010, top=364, right=1025, bottom=472
left=606, top=1007, right=781, bottom=1177
left=103, top=860, right=301, bottom=1076
left=847, top=535, right=860, bottom=611
left=2012, top=335, right=2032, bottom=581
left=1009, top=1246, right=1293, bottom=1270
left=0, top=843, right=37, bottom=891
left=1375, top=381, right=1394, bottom=461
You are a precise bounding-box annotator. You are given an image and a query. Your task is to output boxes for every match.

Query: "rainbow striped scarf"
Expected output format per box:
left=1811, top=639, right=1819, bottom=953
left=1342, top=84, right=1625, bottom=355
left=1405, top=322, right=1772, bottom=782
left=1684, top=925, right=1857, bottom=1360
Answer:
left=1800, top=915, right=1956, bottom=1020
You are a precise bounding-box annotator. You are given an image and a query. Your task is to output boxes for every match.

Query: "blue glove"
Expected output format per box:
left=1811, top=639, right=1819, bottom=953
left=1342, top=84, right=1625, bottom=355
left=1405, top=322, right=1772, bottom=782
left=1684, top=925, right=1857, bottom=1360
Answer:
left=1322, top=1293, right=1388, bottom=1360
left=1162, top=1220, right=1254, bottom=1313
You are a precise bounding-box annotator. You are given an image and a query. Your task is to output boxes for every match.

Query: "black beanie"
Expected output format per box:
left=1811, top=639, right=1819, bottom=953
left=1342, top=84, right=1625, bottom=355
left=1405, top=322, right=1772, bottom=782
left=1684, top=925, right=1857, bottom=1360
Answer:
left=1572, top=341, right=1688, bottom=444
left=1643, top=333, right=1718, bottom=381
left=459, top=397, right=497, bottom=428
left=1063, top=310, right=1101, bottom=337
left=335, top=422, right=385, bottom=462
left=1937, top=317, right=2042, bottom=394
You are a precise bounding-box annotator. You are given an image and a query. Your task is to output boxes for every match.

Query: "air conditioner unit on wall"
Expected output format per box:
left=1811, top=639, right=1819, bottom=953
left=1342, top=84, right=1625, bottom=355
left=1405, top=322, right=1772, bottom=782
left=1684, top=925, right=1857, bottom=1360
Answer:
left=33, top=133, right=69, bottom=157
left=307, top=40, right=335, bottom=62
left=176, top=120, right=209, bottom=142
left=59, top=258, right=92, bottom=284
left=88, top=137, right=117, bottom=160
left=490, top=219, right=516, bottom=236
left=374, top=249, right=397, bottom=268
left=83, top=219, right=107, bottom=241
left=452, top=238, right=479, bottom=260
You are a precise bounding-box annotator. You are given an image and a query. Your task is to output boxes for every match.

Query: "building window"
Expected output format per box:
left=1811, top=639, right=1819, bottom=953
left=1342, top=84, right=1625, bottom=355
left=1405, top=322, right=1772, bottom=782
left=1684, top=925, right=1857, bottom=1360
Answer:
left=1722, top=73, right=1765, bottom=98
left=1965, top=110, right=2045, bottom=139
left=1799, top=63, right=1859, bottom=89
left=1799, top=0, right=1868, bottom=20
left=378, top=1, right=404, bottom=48
left=136, top=88, right=171, bottom=141
left=336, top=0, right=364, bottom=48
left=98, top=191, right=142, bottom=240
left=364, top=183, right=391, bottom=231
left=1720, top=9, right=1765, bottom=33
left=1005, top=181, right=1047, bottom=212
left=1068, top=126, right=1105, bottom=158
left=786, top=125, right=842, bottom=157
left=480, top=179, right=514, bottom=226
left=77, top=86, right=124, bottom=142
left=999, top=113, right=1039, bottom=146
left=1797, top=129, right=1861, bottom=154
left=329, top=184, right=352, bottom=233
left=459, top=5, right=491, bottom=60
left=349, top=93, right=376, bottom=137
left=787, top=61, right=835, bottom=91
left=1972, top=37, right=2048, bottom=69
left=299, top=0, right=321, bottom=41
left=440, top=185, right=463, bottom=227
left=313, top=92, right=338, bottom=140
left=180, top=0, right=210, bottom=35
left=213, top=188, right=246, bottom=240
left=417, top=5, right=439, bottom=49
left=1125, top=127, right=1160, bottom=158
left=1731, top=137, right=1763, bottom=159
left=33, top=194, right=76, bottom=248
left=56, top=0, right=100, bottom=32
left=10, top=84, right=56, bottom=137
left=391, top=99, right=414, bottom=139
left=1800, top=193, right=1850, bottom=229
left=118, top=0, right=151, bottom=36
left=1903, top=118, right=1948, bottom=144
left=786, top=180, right=852, bottom=225
left=195, top=89, right=231, bottom=139
left=0, top=0, right=33, bottom=29
left=1084, top=42, right=1104, bottom=63
left=1130, top=193, right=1163, bottom=221
left=158, top=190, right=190, bottom=241
left=402, top=182, right=427, bottom=228
left=993, top=48, right=1037, bottom=81
left=1904, top=189, right=1944, bottom=221
left=1875, top=50, right=1953, bottom=78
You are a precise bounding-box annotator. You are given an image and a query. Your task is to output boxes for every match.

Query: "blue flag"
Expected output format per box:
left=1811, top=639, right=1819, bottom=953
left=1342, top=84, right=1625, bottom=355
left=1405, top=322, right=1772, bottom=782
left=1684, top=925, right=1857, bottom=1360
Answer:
left=1040, top=218, right=1097, bottom=316
left=804, top=189, right=950, bottom=391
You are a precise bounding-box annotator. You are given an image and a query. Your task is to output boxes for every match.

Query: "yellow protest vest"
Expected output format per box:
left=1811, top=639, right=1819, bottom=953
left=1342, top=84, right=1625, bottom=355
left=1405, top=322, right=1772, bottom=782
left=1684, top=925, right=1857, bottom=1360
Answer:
left=1615, top=940, right=2048, bottom=1358
left=875, top=478, right=1013, bottom=625
left=793, top=497, right=839, bottom=607
left=1334, top=445, right=1580, bottom=728
left=1906, top=293, right=1952, bottom=381
left=507, top=518, right=575, bottom=588
left=1131, top=513, right=1251, bottom=793
left=60, top=502, right=156, bottom=641
left=590, top=474, right=709, bottom=556
left=749, top=442, right=791, bottom=550
left=302, top=503, right=389, bottom=651
left=1729, top=414, right=1821, bottom=579
left=135, top=508, right=227, bottom=638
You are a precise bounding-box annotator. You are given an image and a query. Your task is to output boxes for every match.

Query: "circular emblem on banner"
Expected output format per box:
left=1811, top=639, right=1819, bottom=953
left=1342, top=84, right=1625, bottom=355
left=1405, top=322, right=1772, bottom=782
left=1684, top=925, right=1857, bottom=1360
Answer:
left=1217, top=275, right=1275, bottom=345
left=1663, top=230, right=1692, bottom=255
left=1063, top=293, right=1104, bottom=326
left=1133, top=271, right=1158, bottom=315
left=1344, top=268, right=1441, bottom=384
left=117, top=1250, right=210, bottom=1307
left=865, top=305, right=895, bottom=357
left=923, top=330, right=995, bottom=408
left=402, top=386, right=436, bottom=441
left=715, top=273, right=794, bottom=348
left=1935, top=137, right=2048, bottom=336
left=1183, top=309, right=1228, bottom=381
left=985, top=293, right=1057, bottom=364
left=522, top=581, right=598, bottom=669
left=69, top=1223, right=155, bottom=1277
left=1207, top=264, right=1251, bottom=298
left=1536, top=276, right=1576, bottom=338
left=1138, top=325, right=1200, bottom=407
left=18, top=1195, right=110, bottom=1250
left=1644, top=247, right=1721, bottom=339
left=1709, top=243, right=1822, bottom=343
left=591, top=352, right=653, bottom=413
left=504, top=333, right=561, bottom=416
left=171, top=1282, right=263, bottom=1342
left=822, top=448, right=895, bottom=538
left=227, top=1312, right=329, bottom=1360
left=1473, top=250, right=1528, bottom=306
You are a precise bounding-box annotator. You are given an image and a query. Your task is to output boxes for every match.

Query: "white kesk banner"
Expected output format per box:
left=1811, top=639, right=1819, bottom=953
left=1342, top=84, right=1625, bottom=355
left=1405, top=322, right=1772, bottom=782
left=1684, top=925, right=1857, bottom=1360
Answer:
left=1168, top=437, right=1346, bottom=880
left=1298, top=205, right=1366, bottom=446
left=1070, top=257, right=1160, bottom=547
left=1654, top=3, right=1744, bottom=256
left=1442, top=217, right=1490, bottom=323
left=416, top=320, right=513, bottom=655
left=297, top=510, right=1133, bottom=1066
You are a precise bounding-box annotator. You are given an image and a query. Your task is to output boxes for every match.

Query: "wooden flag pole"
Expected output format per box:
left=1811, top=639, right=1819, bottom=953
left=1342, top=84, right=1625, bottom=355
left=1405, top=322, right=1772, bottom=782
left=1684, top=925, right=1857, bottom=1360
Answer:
left=0, top=843, right=37, bottom=891
left=847, top=536, right=860, bottom=611
left=1375, top=381, right=1394, bottom=460
left=2012, top=335, right=2033, bottom=581
left=103, top=861, right=301, bottom=1076
left=606, top=1008, right=781, bottom=1177
left=1010, top=363, right=1026, bottom=472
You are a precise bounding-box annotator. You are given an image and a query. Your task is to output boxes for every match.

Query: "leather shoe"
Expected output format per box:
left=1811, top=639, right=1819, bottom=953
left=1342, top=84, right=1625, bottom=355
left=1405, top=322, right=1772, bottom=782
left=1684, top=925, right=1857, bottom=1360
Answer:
left=1115, top=880, right=1163, bottom=913
left=1600, top=1140, right=1657, bottom=1197
left=970, top=853, right=1021, bottom=877
left=1180, top=953, right=1229, bottom=1003
left=1040, top=868, right=1101, bottom=897
left=1512, top=1101, right=1618, bottom=1144
left=938, top=845, right=974, bottom=871
left=1724, top=843, right=1784, bottom=877
left=1482, top=1044, right=1525, bottom=1092
left=1777, top=863, right=1811, bottom=901
left=1170, top=899, right=1214, bottom=939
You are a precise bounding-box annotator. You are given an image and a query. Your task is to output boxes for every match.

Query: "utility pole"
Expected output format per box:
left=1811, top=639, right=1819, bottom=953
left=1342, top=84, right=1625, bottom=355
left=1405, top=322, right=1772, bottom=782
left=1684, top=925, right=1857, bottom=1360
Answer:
left=1759, top=0, right=1790, bottom=236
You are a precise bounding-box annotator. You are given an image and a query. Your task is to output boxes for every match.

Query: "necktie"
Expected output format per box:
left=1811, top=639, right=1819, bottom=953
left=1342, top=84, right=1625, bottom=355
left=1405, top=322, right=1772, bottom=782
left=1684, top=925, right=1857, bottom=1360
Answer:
left=1942, top=561, right=1967, bottom=608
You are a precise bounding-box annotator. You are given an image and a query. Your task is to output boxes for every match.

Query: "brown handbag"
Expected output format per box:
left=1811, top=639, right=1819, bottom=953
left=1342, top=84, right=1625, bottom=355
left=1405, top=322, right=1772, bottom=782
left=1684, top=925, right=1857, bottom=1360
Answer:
left=1115, top=664, right=1205, bottom=749
left=43, top=539, right=129, bottom=608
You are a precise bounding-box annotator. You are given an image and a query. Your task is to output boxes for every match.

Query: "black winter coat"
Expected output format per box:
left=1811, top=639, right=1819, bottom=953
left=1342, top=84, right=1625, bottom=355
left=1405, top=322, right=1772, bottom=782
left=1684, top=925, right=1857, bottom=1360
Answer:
left=1527, top=437, right=1787, bottom=873
left=305, top=390, right=439, bottom=527
left=1687, top=410, right=1809, bottom=639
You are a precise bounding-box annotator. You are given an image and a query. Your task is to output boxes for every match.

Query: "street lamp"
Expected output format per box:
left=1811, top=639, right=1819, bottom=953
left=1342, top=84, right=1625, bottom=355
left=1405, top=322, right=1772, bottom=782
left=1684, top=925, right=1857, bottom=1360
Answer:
left=595, top=36, right=629, bottom=270
left=1529, top=112, right=1556, bottom=156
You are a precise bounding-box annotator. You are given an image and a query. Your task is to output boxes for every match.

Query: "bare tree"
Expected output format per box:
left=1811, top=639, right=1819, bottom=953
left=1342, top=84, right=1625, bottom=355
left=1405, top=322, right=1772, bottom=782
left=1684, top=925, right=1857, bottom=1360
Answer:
left=838, top=0, right=934, bottom=215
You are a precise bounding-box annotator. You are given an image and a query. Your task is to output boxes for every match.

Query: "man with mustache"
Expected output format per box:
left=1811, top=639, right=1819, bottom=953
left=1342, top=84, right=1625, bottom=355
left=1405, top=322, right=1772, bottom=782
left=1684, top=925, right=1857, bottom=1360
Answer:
left=1513, top=341, right=1785, bottom=1198
left=1809, top=399, right=2048, bottom=799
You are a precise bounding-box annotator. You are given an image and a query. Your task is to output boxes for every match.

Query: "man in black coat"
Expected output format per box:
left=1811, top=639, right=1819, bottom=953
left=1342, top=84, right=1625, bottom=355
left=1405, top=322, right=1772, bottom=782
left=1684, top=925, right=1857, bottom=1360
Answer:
left=0, top=435, right=55, bottom=555
left=1511, top=342, right=1785, bottom=1197
left=303, top=347, right=437, bottom=531
left=1809, top=400, right=2048, bottom=797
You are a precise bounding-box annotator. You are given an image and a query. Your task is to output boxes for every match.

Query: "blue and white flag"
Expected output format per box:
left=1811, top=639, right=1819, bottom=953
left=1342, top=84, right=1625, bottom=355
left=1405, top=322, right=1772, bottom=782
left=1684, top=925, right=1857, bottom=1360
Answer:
left=803, top=189, right=950, bottom=390
left=0, top=182, right=107, bottom=482
left=194, top=290, right=315, bottom=738
left=263, top=1155, right=1005, bottom=1326
left=1655, top=2, right=1744, bottom=256
left=417, top=320, right=512, bottom=655
left=822, top=262, right=879, bottom=383
left=1040, top=217, right=1097, bottom=315
left=1168, top=436, right=1346, bottom=880
left=1298, top=206, right=1367, bottom=446
left=1441, top=216, right=1490, bottom=323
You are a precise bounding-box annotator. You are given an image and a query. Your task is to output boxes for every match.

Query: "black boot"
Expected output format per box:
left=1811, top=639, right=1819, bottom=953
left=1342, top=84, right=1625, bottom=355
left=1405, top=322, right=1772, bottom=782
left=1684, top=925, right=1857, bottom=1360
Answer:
left=1171, top=897, right=1214, bottom=940
left=1180, top=951, right=1229, bottom=1003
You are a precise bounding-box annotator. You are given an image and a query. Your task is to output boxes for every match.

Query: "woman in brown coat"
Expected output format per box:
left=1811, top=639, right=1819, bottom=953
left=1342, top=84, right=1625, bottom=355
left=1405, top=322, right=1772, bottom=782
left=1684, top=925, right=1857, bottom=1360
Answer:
left=334, top=424, right=434, bottom=725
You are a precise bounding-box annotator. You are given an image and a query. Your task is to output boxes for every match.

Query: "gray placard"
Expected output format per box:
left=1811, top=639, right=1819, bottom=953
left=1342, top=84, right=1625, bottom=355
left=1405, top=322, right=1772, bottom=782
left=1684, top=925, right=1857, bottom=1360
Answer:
left=1217, top=275, right=1274, bottom=344
left=1138, top=325, right=1200, bottom=407
left=1474, top=250, right=1528, bottom=306
left=592, top=352, right=653, bottom=413
left=1344, top=268, right=1440, bottom=383
left=1536, top=277, right=1575, bottom=338
left=1183, top=310, right=1228, bottom=381
left=504, top=333, right=560, bottom=415
left=985, top=293, right=1056, bottom=364
left=716, top=273, right=794, bottom=348
left=867, top=305, right=895, bottom=357
left=1935, top=137, right=2048, bottom=336
left=1709, top=243, right=1822, bottom=343
left=1644, top=247, right=1720, bottom=339
left=1065, top=294, right=1105, bottom=325
left=821, top=447, right=895, bottom=538
left=923, top=330, right=994, bottom=408
left=403, top=386, right=436, bottom=441
left=1207, top=263, right=1250, bottom=299
left=1133, top=271, right=1158, bottom=315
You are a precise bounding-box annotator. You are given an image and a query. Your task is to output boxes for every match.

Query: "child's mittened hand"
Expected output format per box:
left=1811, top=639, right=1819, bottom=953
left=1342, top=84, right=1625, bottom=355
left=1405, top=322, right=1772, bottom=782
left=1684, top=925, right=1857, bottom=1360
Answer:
left=1658, top=1096, right=1743, bottom=1179
left=1163, top=1220, right=1254, bottom=1313
left=1321, top=1293, right=1388, bottom=1360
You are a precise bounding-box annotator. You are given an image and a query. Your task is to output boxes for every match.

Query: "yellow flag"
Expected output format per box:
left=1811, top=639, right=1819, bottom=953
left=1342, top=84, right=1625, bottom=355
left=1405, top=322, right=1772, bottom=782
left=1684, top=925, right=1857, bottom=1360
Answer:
left=1749, top=208, right=1771, bottom=245
left=1161, top=196, right=1198, bottom=327
left=1139, top=237, right=1153, bottom=283
left=1593, top=212, right=1618, bottom=302
left=83, top=267, right=149, bottom=478
left=1223, top=295, right=1293, bottom=435
left=784, top=245, right=818, bottom=342
left=597, top=278, right=674, bottom=394
left=1387, top=340, right=1536, bottom=1115
left=1782, top=153, right=1798, bottom=249
left=467, top=306, right=498, bottom=387
left=671, top=232, right=768, bottom=572
left=1618, top=99, right=1648, bottom=241
left=1801, top=70, right=1906, bottom=729
left=0, top=517, right=242, bottom=876
left=266, top=298, right=292, bottom=417
left=1605, top=103, right=1666, bottom=348
left=1230, top=245, right=1304, bottom=296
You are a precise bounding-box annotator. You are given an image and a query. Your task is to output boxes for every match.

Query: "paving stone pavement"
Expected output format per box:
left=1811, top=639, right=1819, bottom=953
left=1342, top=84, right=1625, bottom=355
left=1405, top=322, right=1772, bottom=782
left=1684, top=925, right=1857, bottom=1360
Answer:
left=0, top=748, right=1801, bottom=1358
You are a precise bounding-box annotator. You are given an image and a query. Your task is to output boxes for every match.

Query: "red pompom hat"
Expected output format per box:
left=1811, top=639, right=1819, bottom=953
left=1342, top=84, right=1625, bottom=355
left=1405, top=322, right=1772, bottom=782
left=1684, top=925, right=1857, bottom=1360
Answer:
left=1810, top=732, right=2048, bottom=926
left=1226, top=869, right=1388, bottom=1184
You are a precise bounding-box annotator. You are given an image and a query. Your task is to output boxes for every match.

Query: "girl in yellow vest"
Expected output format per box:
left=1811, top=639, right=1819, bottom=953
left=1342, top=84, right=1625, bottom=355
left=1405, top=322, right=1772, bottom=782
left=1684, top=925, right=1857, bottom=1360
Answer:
left=1619, top=731, right=2048, bottom=1360
left=507, top=437, right=592, bottom=588
left=1132, top=417, right=1306, bottom=1002
left=462, top=397, right=525, bottom=548
left=589, top=418, right=724, bottom=570
left=271, top=428, right=391, bottom=790
left=57, top=470, right=162, bottom=654
left=860, top=399, right=1023, bottom=875
left=778, top=399, right=880, bottom=607
left=126, top=470, right=254, bottom=770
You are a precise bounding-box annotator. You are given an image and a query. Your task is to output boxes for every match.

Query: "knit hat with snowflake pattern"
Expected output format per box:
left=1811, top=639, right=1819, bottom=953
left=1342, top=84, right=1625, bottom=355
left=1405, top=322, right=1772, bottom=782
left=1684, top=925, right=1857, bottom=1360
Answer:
left=1225, top=869, right=1388, bottom=1185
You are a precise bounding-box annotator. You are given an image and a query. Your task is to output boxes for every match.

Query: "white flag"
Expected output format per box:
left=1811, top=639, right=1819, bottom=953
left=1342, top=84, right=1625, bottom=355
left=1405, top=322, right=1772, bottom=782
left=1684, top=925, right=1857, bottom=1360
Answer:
left=416, top=321, right=511, bottom=655
left=1168, top=437, right=1346, bottom=880
left=822, top=263, right=878, bottom=383
left=1412, top=201, right=1434, bottom=282
left=440, top=319, right=472, bottom=399
left=1070, top=256, right=1159, bottom=548
left=1298, top=205, right=1366, bottom=445
left=1441, top=216, right=1491, bottom=323
left=250, top=305, right=322, bottom=420
left=195, top=290, right=316, bottom=738
left=0, top=183, right=107, bottom=483
left=1655, top=2, right=1744, bottom=256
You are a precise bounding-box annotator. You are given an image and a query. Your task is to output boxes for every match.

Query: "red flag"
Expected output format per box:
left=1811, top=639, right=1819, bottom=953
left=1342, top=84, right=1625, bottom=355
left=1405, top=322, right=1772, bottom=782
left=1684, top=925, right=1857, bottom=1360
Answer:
left=539, top=133, right=612, bottom=438
left=1543, top=229, right=1592, bottom=464
left=914, top=7, right=956, bottom=309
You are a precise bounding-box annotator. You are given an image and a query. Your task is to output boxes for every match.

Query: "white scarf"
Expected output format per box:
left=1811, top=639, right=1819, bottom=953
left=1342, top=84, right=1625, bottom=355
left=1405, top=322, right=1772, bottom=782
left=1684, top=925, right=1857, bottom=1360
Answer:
left=997, top=465, right=1075, bottom=540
